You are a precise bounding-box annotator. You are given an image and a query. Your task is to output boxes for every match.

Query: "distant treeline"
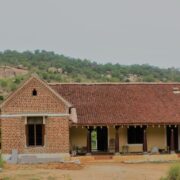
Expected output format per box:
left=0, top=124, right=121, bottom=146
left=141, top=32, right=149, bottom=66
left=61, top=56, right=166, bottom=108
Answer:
left=0, top=50, right=180, bottom=84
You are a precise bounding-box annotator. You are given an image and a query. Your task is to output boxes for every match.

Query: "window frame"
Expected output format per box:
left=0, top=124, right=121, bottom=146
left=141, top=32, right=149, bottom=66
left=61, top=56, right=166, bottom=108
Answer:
left=25, top=117, right=45, bottom=147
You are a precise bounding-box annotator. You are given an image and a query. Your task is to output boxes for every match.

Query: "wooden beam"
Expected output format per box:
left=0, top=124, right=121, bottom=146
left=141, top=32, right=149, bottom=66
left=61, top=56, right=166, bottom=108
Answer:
left=86, top=127, right=92, bottom=154
left=115, top=126, right=120, bottom=154
left=170, top=128, right=175, bottom=153
left=143, top=129, right=147, bottom=153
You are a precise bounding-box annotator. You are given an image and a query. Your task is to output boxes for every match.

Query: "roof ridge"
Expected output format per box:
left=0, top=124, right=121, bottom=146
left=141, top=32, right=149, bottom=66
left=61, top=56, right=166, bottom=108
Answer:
left=49, top=82, right=180, bottom=85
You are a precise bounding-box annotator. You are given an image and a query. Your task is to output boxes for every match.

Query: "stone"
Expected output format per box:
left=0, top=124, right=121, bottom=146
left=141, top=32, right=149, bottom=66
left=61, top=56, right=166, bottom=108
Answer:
left=57, top=68, right=63, bottom=74
left=7, top=149, right=18, bottom=164
left=18, top=156, right=65, bottom=164
left=74, top=159, right=81, bottom=164
left=19, top=155, right=38, bottom=164
left=38, top=157, right=64, bottom=163
left=151, top=147, right=159, bottom=154
left=48, top=67, right=57, bottom=73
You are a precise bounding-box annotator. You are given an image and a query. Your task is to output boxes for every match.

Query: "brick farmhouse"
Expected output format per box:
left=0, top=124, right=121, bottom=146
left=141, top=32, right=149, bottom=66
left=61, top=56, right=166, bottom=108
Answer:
left=1, top=75, right=180, bottom=160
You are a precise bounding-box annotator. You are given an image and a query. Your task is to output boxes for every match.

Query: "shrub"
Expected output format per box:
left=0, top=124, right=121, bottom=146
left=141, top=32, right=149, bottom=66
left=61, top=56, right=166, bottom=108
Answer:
left=14, top=77, right=21, bottom=84
left=161, top=164, right=180, bottom=180
left=0, top=155, right=4, bottom=168
left=9, top=83, right=17, bottom=91
left=0, top=80, right=8, bottom=88
left=0, top=95, right=4, bottom=101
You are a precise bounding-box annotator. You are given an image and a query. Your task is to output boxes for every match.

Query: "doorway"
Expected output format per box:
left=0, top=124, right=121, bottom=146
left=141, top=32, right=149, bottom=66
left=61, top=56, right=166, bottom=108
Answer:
left=97, top=127, right=108, bottom=151
left=91, top=126, right=108, bottom=152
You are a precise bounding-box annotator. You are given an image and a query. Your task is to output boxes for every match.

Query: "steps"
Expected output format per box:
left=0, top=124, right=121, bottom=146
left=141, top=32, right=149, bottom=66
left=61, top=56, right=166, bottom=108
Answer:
left=71, top=154, right=179, bottom=163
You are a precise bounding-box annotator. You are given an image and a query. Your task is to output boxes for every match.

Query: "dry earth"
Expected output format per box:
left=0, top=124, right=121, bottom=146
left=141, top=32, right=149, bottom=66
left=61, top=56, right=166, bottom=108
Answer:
left=0, top=162, right=173, bottom=180
left=0, top=66, right=28, bottom=79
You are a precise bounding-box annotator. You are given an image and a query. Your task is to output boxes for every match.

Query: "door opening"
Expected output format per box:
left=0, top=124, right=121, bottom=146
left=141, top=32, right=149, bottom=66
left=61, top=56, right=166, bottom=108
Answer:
left=91, top=126, right=108, bottom=152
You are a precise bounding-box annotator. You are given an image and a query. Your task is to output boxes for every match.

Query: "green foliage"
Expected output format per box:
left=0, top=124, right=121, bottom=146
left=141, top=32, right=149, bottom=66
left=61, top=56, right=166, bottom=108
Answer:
left=0, top=79, right=8, bottom=87
left=0, top=155, right=4, bottom=168
left=0, top=95, right=4, bottom=101
left=161, top=164, right=180, bottom=180
left=142, top=74, right=155, bottom=82
left=1, top=177, right=11, bottom=180
left=91, top=130, right=97, bottom=150
left=0, top=50, right=180, bottom=93
left=9, top=83, right=17, bottom=91
left=14, top=77, right=21, bottom=84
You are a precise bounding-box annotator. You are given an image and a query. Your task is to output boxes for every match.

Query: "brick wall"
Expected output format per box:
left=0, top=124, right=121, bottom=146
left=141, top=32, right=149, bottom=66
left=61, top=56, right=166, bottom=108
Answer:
left=1, top=117, right=69, bottom=154
left=0, top=76, right=70, bottom=154
left=1, top=118, right=25, bottom=153
left=1, top=77, right=67, bottom=114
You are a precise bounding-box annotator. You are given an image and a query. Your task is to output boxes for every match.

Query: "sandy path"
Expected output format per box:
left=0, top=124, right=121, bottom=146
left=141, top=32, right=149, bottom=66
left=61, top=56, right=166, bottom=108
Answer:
left=0, top=162, right=171, bottom=180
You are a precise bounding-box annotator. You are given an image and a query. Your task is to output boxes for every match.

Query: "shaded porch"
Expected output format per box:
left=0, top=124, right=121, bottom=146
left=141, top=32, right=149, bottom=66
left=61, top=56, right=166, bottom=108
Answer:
left=70, top=125, right=180, bottom=156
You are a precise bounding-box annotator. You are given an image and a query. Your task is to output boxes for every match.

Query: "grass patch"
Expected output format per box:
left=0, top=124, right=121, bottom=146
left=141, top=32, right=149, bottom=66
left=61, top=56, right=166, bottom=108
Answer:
left=161, top=163, right=180, bottom=180
left=1, top=177, right=11, bottom=180
left=0, top=154, right=5, bottom=168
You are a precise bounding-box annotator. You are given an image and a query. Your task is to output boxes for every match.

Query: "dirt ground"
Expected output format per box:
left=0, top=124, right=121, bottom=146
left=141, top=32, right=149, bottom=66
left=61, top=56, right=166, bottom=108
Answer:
left=0, top=162, right=173, bottom=180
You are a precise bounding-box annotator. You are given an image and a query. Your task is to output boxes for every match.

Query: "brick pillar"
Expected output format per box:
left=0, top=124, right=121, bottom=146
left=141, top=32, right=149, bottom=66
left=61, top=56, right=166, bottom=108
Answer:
left=170, top=128, right=175, bottom=153
left=143, top=129, right=147, bottom=153
left=86, top=127, right=92, bottom=155
left=115, top=126, right=120, bottom=154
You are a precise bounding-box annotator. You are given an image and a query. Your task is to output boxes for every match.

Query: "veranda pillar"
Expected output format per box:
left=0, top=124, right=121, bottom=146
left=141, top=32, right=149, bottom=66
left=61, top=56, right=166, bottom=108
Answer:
left=170, top=128, right=175, bottom=153
left=86, top=127, right=92, bottom=155
left=143, top=129, right=147, bottom=153
left=115, top=126, right=120, bottom=154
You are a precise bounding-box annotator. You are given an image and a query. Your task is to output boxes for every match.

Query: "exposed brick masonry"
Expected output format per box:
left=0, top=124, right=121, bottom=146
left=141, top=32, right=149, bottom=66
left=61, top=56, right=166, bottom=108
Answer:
left=0, top=77, right=70, bottom=154
left=1, top=117, right=69, bottom=154
left=1, top=77, right=67, bottom=114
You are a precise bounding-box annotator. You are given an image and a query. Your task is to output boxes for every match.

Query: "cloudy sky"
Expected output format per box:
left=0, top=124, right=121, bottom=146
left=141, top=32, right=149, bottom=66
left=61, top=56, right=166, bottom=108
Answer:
left=0, top=0, right=179, bottom=68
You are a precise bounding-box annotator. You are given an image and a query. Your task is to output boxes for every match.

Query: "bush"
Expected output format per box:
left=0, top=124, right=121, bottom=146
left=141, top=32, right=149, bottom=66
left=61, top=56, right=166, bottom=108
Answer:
left=14, top=77, right=21, bottom=84
left=9, top=83, right=17, bottom=91
left=161, top=164, right=180, bottom=180
left=0, top=80, right=8, bottom=88
left=0, top=95, right=4, bottom=101
left=0, top=155, right=4, bottom=168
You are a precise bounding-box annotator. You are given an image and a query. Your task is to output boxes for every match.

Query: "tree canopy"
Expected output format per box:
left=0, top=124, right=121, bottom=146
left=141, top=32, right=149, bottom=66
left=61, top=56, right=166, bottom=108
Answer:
left=0, top=50, right=180, bottom=84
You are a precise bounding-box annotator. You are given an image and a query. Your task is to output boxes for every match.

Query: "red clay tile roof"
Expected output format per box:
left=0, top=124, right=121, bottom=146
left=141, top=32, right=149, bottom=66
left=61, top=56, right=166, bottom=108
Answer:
left=50, top=83, right=180, bottom=125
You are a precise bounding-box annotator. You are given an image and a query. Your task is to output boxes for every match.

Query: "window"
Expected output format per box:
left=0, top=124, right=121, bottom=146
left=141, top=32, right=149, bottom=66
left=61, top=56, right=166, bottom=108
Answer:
left=127, top=126, right=144, bottom=144
left=32, top=89, right=37, bottom=96
left=26, top=117, right=45, bottom=146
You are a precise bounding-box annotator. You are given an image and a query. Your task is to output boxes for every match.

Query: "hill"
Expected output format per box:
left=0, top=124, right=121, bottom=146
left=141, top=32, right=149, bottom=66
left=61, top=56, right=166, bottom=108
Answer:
left=0, top=50, right=180, bottom=101
left=0, top=66, right=28, bottom=79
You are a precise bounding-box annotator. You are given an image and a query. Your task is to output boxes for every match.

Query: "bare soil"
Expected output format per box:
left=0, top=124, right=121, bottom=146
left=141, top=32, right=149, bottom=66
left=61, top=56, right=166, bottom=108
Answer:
left=0, top=162, right=172, bottom=180
left=0, top=66, right=28, bottom=79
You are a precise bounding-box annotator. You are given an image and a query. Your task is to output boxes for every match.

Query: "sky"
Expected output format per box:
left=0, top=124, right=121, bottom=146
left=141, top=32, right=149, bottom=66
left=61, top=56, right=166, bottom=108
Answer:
left=0, top=0, right=179, bottom=68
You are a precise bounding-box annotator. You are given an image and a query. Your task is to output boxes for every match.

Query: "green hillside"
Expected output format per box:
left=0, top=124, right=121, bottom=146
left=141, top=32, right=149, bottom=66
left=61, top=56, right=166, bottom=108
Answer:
left=0, top=50, right=180, bottom=101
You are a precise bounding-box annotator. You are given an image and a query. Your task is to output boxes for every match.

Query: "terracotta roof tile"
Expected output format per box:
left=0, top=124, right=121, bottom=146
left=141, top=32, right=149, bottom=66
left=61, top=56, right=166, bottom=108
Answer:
left=50, top=83, right=180, bottom=125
